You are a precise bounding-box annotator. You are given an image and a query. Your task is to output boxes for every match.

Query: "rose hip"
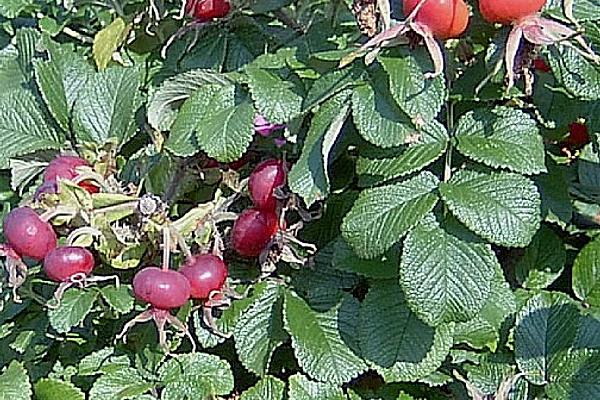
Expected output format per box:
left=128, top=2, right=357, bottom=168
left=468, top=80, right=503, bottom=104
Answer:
left=3, top=207, right=57, bottom=261
left=231, top=208, right=279, bottom=258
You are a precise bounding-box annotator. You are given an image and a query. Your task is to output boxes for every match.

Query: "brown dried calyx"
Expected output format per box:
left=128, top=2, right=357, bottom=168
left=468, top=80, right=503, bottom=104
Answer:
left=352, top=0, right=380, bottom=37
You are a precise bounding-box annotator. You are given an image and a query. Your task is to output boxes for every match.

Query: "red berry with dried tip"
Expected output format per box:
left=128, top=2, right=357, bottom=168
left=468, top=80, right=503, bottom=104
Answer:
left=3, top=207, right=57, bottom=260
left=479, top=0, right=546, bottom=25
left=563, top=122, right=590, bottom=149
left=232, top=208, right=279, bottom=258
left=248, top=159, right=286, bottom=212
left=186, top=0, right=231, bottom=22
left=180, top=254, right=228, bottom=299
left=44, top=155, right=99, bottom=194
left=403, top=0, right=470, bottom=39
left=133, top=267, right=191, bottom=310
left=44, top=247, right=95, bottom=282
left=533, top=58, right=551, bottom=73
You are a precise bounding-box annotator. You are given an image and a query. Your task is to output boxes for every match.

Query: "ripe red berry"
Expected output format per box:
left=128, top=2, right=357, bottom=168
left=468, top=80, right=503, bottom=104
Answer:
left=43, top=246, right=95, bottom=282
left=479, top=0, right=546, bottom=25
left=44, top=155, right=99, bottom=194
left=403, top=0, right=469, bottom=39
left=231, top=208, right=279, bottom=258
left=186, top=0, right=231, bottom=22
left=180, top=254, right=228, bottom=299
left=563, top=122, right=590, bottom=149
left=248, top=159, right=286, bottom=212
left=133, top=267, right=191, bottom=310
left=533, top=58, right=551, bottom=73
left=3, top=207, right=57, bottom=261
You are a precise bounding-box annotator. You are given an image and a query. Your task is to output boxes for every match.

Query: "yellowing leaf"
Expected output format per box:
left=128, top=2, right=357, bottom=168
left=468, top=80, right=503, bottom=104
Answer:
left=93, top=18, right=130, bottom=71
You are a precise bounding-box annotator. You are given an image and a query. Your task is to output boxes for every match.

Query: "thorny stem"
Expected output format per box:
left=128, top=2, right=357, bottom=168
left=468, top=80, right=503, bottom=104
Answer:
left=162, top=226, right=171, bottom=271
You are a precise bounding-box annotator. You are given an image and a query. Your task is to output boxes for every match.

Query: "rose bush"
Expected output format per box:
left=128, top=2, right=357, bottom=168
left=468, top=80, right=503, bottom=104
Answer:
left=0, top=0, right=599, bottom=399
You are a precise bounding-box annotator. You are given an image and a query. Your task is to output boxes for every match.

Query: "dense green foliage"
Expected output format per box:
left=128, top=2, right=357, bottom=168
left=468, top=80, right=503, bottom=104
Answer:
left=0, top=0, right=600, bottom=399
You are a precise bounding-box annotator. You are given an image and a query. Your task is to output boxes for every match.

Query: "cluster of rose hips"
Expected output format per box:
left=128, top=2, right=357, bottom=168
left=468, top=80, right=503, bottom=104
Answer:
left=1, top=156, right=104, bottom=303
left=1, top=154, right=297, bottom=351
left=344, top=0, right=598, bottom=94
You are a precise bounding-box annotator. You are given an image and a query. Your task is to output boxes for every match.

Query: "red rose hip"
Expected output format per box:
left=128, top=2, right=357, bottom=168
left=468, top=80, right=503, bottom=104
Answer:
left=44, top=246, right=95, bottom=282
left=133, top=267, right=191, bottom=310
left=44, top=155, right=99, bottom=194
left=180, top=254, right=228, bottom=299
left=403, top=0, right=469, bottom=39
left=3, top=207, right=57, bottom=260
left=248, top=159, right=286, bottom=212
left=186, top=0, right=231, bottom=22
left=479, top=0, right=546, bottom=25
left=231, top=208, right=279, bottom=258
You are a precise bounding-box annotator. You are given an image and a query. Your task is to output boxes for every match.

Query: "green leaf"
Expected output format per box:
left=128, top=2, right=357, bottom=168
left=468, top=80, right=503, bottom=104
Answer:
left=454, top=266, right=516, bottom=351
left=89, top=367, right=154, bottom=400
left=246, top=65, right=303, bottom=124
left=158, top=353, right=234, bottom=399
left=288, top=374, right=346, bottom=400
left=73, top=66, right=141, bottom=148
left=331, top=237, right=398, bottom=279
left=0, top=46, right=26, bottom=93
left=360, top=282, right=452, bottom=382
left=240, top=376, right=285, bottom=400
left=174, top=83, right=255, bottom=162
left=342, top=171, right=439, bottom=259
left=284, top=291, right=367, bottom=385
left=234, top=283, right=287, bottom=375
left=0, top=361, right=31, bottom=400
left=515, top=292, right=580, bottom=385
left=15, top=28, right=39, bottom=78
left=549, top=46, right=600, bottom=100
left=516, top=225, right=566, bottom=289
left=440, top=170, right=541, bottom=248
left=34, top=378, right=84, bottom=400
left=93, top=18, right=131, bottom=71
left=0, top=0, right=31, bottom=18
left=356, top=120, right=448, bottom=186
left=78, top=347, right=130, bottom=376
left=380, top=325, right=453, bottom=383
left=34, top=39, right=93, bottom=132
left=400, top=217, right=497, bottom=325
left=303, top=65, right=365, bottom=111
left=573, top=235, right=600, bottom=308
left=536, top=160, right=573, bottom=226
left=99, top=285, right=135, bottom=314
left=0, top=90, right=64, bottom=168
left=175, top=27, right=227, bottom=71
left=379, top=49, right=446, bottom=122
left=166, top=84, right=228, bottom=157
left=148, top=69, right=234, bottom=132
left=454, top=107, right=546, bottom=175
left=545, top=348, right=600, bottom=400
left=48, top=289, right=99, bottom=334
left=289, top=91, right=351, bottom=207
left=9, top=159, right=47, bottom=195
left=463, top=354, right=522, bottom=396
left=351, top=71, right=416, bottom=148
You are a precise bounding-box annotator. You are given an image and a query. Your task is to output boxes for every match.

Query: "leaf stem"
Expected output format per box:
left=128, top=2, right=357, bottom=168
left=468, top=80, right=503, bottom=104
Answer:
left=444, top=100, right=455, bottom=183
left=162, top=226, right=171, bottom=271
